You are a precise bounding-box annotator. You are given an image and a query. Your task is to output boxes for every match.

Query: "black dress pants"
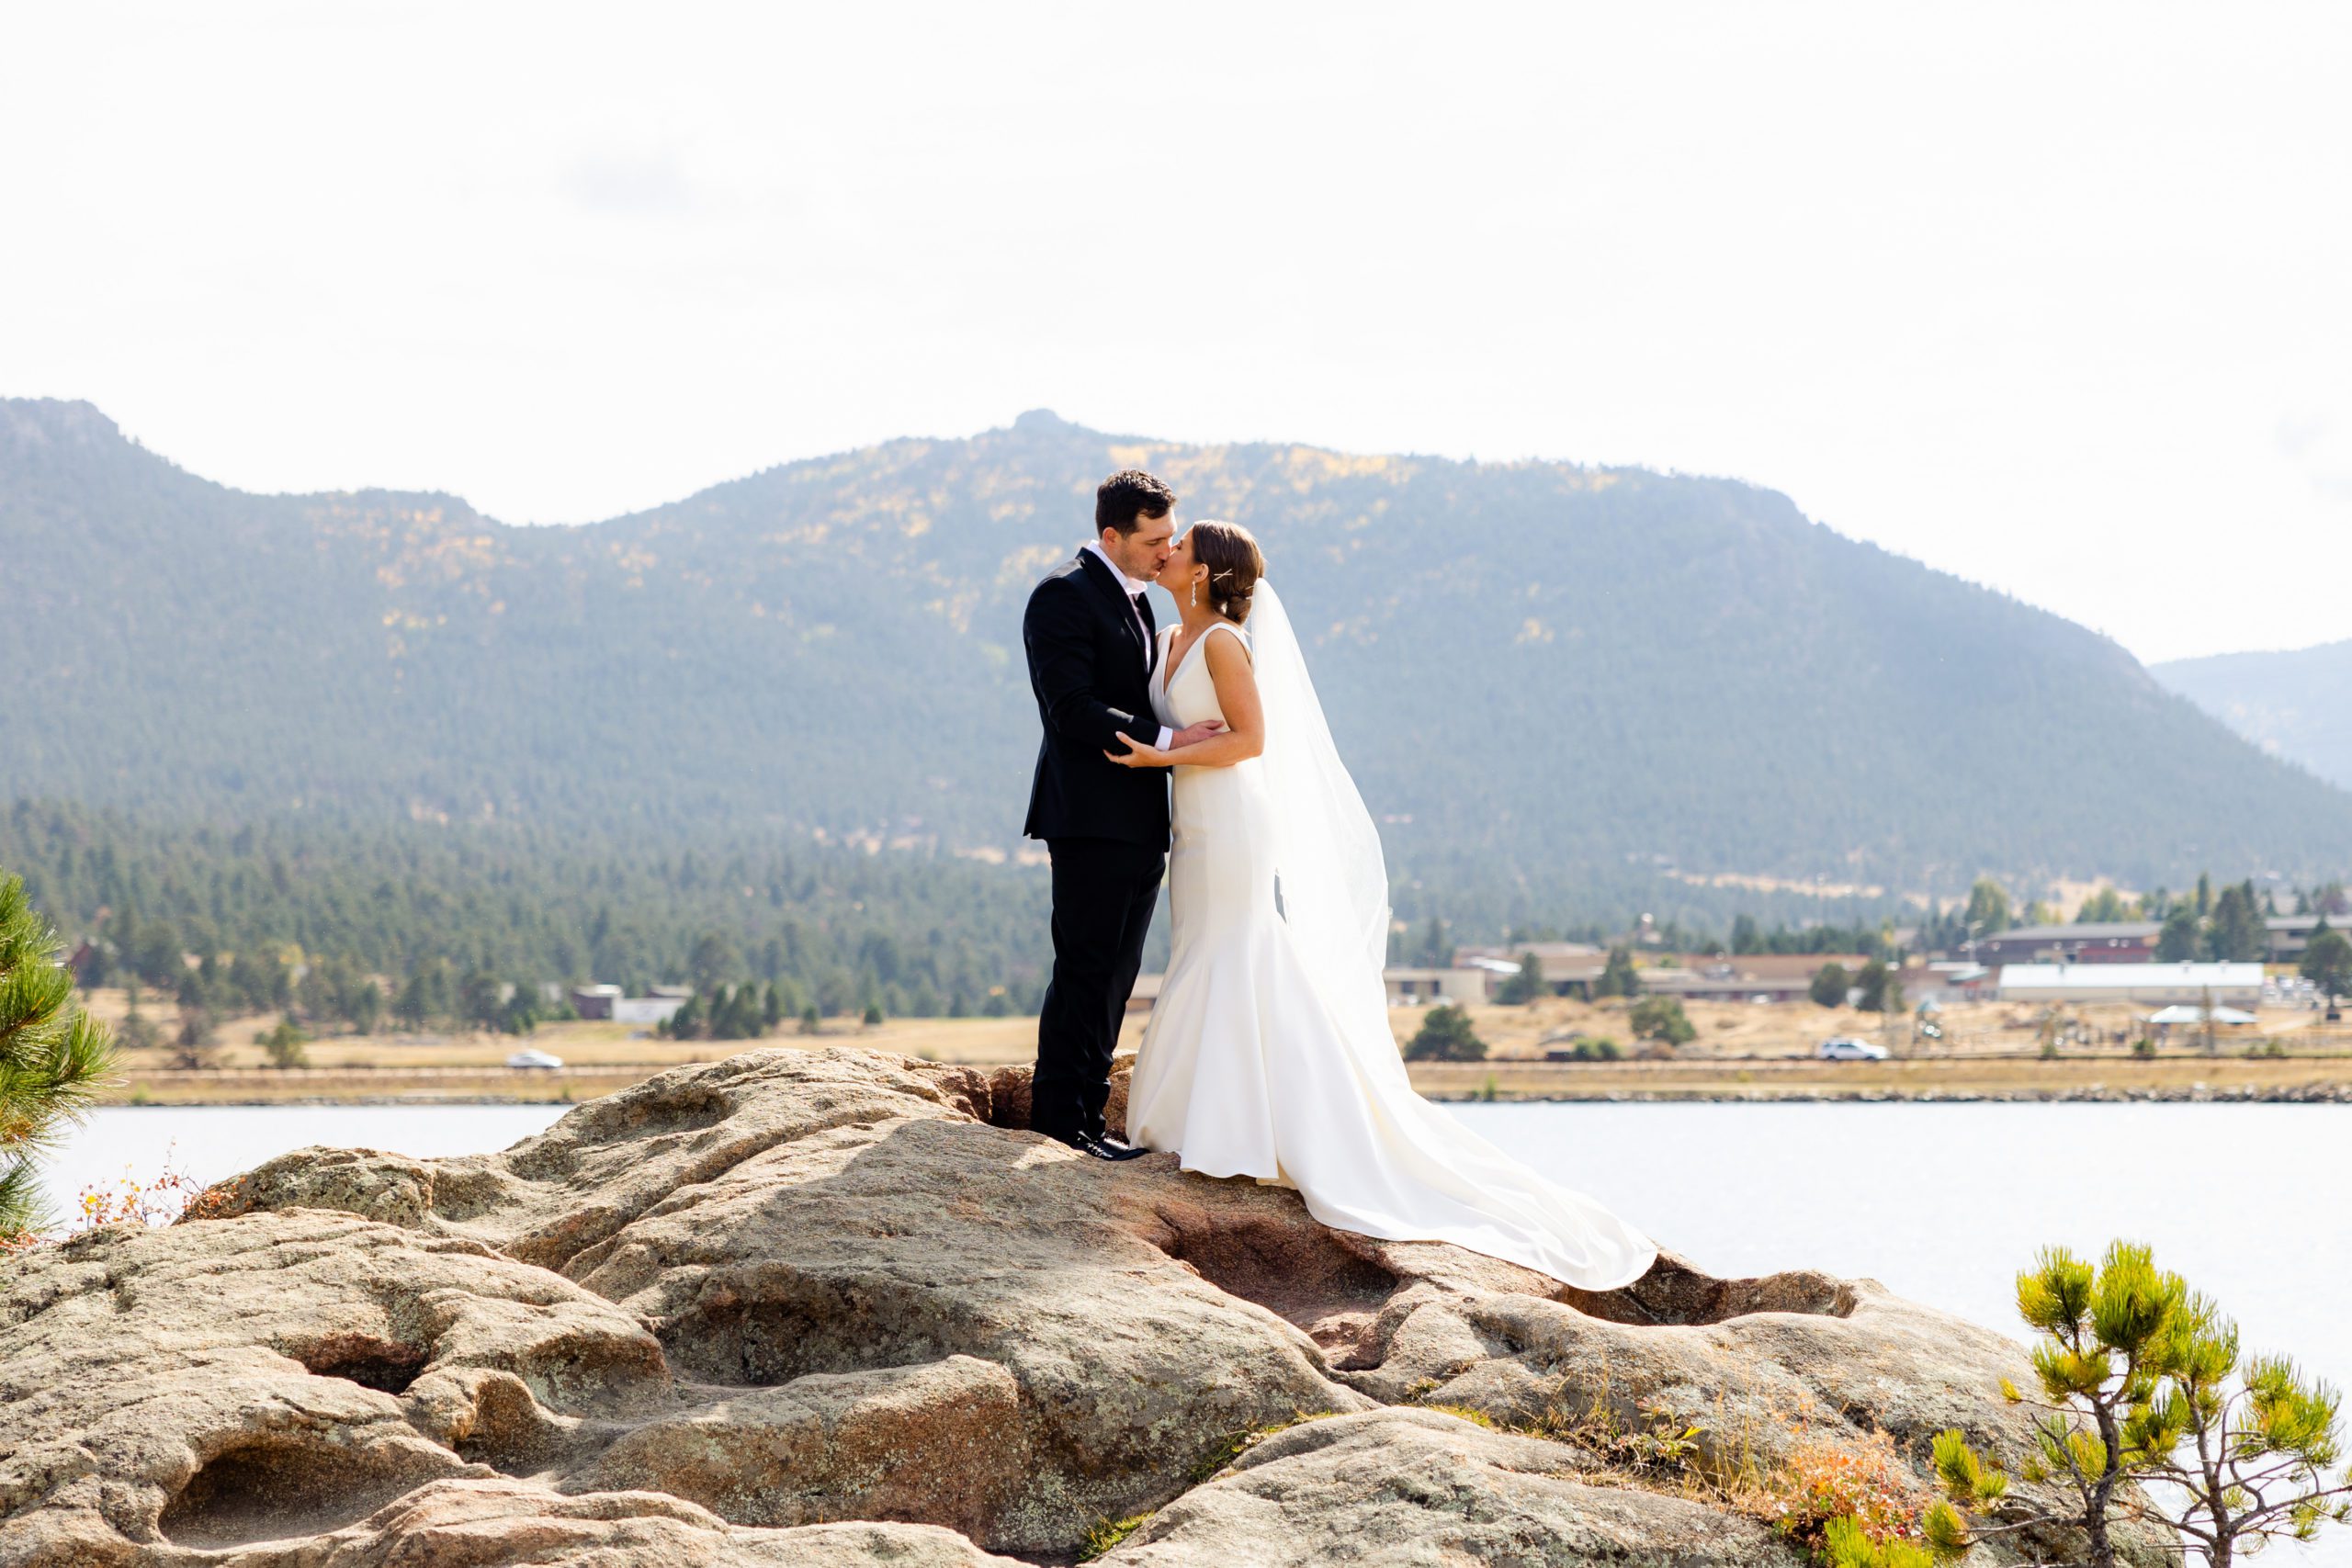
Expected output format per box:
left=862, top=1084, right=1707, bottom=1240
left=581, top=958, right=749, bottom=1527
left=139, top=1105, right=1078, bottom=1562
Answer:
left=1031, top=837, right=1165, bottom=1141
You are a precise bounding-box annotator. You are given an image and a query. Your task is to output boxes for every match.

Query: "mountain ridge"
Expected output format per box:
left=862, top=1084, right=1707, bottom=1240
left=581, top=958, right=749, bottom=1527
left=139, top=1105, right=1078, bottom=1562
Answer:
left=6, top=395, right=2347, bottom=915
left=2153, top=638, right=2352, bottom=795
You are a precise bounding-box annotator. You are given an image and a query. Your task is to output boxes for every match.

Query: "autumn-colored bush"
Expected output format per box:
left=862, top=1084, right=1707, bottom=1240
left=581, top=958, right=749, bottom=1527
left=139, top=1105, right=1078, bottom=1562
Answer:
left=0, top=1151, right=236, bottom=1253
left=1764, top=1428, right=1929, bottom=1558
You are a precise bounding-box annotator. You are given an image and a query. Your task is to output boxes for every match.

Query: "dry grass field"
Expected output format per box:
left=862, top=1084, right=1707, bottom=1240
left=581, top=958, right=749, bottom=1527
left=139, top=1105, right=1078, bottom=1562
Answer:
left=74, top=987, right=2352, bottom=1106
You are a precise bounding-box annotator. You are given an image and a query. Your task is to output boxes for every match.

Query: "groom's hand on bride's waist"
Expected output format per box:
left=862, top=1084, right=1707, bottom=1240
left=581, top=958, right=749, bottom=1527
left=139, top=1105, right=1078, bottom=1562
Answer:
left=1105, top=720, right=1221, bottom=770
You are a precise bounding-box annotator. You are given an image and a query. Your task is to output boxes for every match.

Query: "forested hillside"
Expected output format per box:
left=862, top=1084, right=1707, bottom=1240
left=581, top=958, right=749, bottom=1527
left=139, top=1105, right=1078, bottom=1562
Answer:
left=2154, top=640, right=2352, bottom=794
left=7, top=397, right=2350, bottom=911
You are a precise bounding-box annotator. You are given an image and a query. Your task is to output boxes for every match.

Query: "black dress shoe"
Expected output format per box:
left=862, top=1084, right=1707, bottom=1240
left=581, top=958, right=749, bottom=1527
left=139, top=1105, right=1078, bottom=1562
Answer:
left=1056, top=1130, right=1148, bottom=1162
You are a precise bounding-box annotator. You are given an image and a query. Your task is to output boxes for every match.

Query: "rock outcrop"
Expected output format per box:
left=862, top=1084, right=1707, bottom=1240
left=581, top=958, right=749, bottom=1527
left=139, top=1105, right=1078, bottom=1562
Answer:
left=0, top=1047, right=2125, bottom=1566
left=1099, top=1409, right=1793, bottom=1567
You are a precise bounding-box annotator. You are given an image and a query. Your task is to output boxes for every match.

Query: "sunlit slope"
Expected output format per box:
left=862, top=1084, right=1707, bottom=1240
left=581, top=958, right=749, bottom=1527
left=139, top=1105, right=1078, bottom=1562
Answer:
left=7, top=399, right=2347, bottom=891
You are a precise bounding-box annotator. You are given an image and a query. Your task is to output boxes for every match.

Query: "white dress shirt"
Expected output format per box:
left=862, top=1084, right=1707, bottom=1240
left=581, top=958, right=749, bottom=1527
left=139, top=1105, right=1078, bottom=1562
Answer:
left=1083, top=541, right=1174, bottom=750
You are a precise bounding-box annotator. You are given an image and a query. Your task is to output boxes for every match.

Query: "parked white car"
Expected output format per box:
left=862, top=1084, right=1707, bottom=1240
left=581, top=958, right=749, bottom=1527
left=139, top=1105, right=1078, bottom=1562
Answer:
left=1816, top=1036, right=1888, bottom=1062
left=505, top=1048, right=563, bottom=1070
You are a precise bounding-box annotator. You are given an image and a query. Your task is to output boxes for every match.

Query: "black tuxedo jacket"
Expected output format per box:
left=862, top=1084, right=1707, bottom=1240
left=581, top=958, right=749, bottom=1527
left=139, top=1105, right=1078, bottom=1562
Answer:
left=1023, top=550, right=1170, bottom=848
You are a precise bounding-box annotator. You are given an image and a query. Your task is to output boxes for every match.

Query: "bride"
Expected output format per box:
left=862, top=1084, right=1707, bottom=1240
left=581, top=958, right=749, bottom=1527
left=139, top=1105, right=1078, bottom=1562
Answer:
left=1105, top=521, right=1656, bottom=1292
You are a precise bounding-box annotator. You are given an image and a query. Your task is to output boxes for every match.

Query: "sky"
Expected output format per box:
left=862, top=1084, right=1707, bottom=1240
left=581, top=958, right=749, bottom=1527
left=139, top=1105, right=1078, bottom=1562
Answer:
left=4, top=2, right=2347, bottom=664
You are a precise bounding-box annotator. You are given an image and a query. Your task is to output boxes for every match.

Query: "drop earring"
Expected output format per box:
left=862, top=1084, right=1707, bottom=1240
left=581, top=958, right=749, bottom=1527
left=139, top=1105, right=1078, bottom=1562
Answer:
left=1190, top=575, right=1198, bottom=609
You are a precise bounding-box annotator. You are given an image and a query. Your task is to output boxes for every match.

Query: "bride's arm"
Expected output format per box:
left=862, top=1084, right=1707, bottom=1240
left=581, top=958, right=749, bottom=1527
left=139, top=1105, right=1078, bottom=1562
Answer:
left=1106, top=632, right=1263, bottom=770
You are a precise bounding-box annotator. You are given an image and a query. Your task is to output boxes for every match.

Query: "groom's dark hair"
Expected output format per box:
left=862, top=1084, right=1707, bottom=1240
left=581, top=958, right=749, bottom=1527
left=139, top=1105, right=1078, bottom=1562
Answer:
left=1096, top=470, right=1177, bottom=536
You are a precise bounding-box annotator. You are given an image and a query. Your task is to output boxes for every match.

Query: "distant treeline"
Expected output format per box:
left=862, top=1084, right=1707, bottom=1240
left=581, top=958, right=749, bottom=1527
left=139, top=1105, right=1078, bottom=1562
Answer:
left=9, top=799, right=2346, bottom=1038
left=2, top=800, right=1054, bottom=1024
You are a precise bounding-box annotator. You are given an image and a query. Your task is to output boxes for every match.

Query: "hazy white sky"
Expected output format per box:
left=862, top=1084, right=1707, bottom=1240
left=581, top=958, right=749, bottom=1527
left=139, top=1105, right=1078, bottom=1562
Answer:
left=4, top=2, right=2346, bottom=662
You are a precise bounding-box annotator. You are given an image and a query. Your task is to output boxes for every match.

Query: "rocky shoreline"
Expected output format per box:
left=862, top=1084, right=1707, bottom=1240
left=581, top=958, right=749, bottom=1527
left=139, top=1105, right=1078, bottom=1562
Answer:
left=3, top=1047, right=2171, bottom=1566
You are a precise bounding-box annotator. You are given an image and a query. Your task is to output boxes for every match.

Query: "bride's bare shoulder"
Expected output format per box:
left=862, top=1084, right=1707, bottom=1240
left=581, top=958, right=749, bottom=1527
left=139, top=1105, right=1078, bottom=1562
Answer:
left=1202, top=619, right=1254, bottom=667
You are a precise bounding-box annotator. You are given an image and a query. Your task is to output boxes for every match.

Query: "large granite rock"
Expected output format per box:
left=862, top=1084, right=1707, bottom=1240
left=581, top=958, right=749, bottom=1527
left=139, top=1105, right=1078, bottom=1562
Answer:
left=1099, top=1409, right=1793, bottom=1567
left=0, top=1047, right=2124, bottom=1565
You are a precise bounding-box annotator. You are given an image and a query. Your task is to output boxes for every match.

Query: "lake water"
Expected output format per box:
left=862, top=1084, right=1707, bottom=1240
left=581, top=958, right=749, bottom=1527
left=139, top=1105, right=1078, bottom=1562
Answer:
left=31, top=1100, right=2352, bottom=1562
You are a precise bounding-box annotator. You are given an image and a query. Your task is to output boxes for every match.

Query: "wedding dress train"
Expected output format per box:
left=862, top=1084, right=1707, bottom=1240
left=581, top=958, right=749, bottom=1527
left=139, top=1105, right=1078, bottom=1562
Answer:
left=1126, top=597, right=1656, bottom=1292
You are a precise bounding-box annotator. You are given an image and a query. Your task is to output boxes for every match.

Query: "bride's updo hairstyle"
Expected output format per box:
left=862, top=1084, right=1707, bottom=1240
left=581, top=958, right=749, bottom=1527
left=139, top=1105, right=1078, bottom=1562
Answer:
left=1189, top=521, right=1264, bottom=624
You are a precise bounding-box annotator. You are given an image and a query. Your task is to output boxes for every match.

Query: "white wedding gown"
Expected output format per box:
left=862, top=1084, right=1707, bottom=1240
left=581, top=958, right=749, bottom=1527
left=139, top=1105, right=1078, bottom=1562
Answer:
left=1127, top=607, right=1657, bottom=1291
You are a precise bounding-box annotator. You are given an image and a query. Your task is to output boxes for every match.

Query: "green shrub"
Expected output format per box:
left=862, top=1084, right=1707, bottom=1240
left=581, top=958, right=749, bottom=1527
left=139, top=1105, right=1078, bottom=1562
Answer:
left=260, top=1015, right=309, bottom=1069
left=1404, top=1003, right=1486, bottom=1062
left=1628, top=995, right=1695, bottom=1046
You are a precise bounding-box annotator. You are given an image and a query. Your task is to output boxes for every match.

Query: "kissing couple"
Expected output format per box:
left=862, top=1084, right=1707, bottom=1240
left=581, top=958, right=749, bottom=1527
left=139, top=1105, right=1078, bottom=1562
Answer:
left=1021, top=469, right=1654, bottom=1291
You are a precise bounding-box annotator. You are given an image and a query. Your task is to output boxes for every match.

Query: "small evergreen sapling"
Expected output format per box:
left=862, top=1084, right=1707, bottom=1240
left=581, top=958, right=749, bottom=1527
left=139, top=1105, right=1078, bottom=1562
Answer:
left=1928, top=1242, right=2352, bottom=1568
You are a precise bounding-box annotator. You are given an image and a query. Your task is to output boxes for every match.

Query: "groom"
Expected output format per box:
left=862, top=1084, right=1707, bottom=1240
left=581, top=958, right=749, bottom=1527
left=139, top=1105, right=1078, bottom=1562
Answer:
left=1022, top=470, right=1222, bottom=1160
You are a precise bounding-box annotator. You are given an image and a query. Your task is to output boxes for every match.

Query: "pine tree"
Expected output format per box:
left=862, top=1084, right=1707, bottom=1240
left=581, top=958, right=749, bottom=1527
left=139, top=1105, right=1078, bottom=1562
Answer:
left=1403, top=1003, right=1485, bottom=1062
left=117, top=981, right=161, bottom=1053
left=1853, top=958, right=1903, bottom=1013
left=342, top=974, right=384, bottom=1034
left=458, top=966, right=504, bottom=1032
left=1492, top=951, right=1543, bottom=1006
left=1594, top=945, right=1641, bottom=999
left=689, top=931, right=738, bottom=995
left=1810, top=961, right=1851, bottom=1008
left=2157, top=906, right=2201, bottom=962
left=1929, top=1243, right=2352, bottom=1568
left=1414, top=915, right=1448, bottom=966
left=0, top=870, right=116, bottom=1235
left=2301, top=919, right=2352, bottom=1005
left=395, top=970, right=433, bottom=1030
left=2206, top=884, right=2264, bottom=963
left=1730, top=914, right=1761, bottom=954
left=1965, top=878, right=2013, bottom=936
left=664, top=991, right=707, bottom=1040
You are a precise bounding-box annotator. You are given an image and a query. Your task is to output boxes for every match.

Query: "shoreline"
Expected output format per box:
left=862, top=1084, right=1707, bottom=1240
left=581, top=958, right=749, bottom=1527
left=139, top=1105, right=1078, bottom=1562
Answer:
left=93, top=1063, right=2352, bottom=1109
left=89, top=1089, right=2352, bottom=1108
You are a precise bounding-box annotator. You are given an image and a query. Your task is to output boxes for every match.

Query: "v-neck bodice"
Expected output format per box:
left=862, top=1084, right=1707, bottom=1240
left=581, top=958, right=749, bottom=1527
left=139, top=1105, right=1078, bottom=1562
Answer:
left=1151, top=621, right=1250, bottom=732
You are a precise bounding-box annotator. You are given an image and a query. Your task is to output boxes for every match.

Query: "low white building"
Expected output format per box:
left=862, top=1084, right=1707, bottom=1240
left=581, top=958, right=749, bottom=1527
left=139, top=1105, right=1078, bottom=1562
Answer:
left=572, top=984, right=688, bottom=1026
left=1995, top=962, right=2263, bottom=1006
left=1384, top=966, right=1493, bottom=1006
left=571, top=984, right=623, bottom=1018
